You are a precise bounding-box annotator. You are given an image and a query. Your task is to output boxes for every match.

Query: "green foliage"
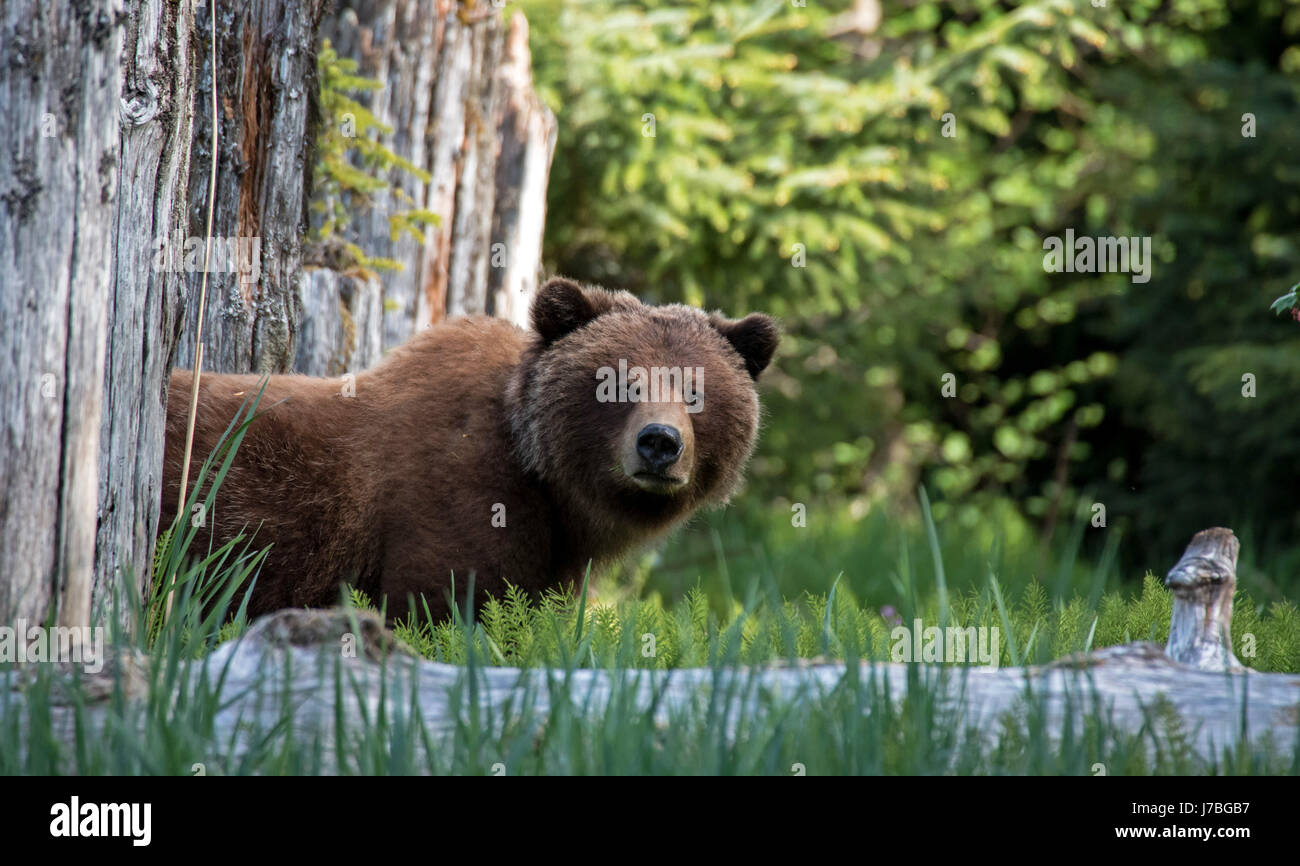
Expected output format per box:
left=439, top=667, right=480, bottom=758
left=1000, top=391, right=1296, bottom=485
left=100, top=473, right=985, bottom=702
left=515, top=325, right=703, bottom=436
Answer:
left=342, top=571, right=1300, bottom=673
left=524, top=0, right=1300, bottom=575
left=310, top=39, right=439, bottom=271
left=1272, top=281, right=1300, bottom=317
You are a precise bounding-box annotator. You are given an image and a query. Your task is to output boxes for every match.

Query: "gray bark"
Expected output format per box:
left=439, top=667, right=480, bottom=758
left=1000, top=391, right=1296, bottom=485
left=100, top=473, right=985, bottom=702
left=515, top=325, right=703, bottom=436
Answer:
left=485, top=13, right=556, bottom=329
left=415, top=6, right=475, bottom=329
left=444, top=14, right=504, bottom=319
left=294, top=267, right=384, bottom=376
left=94, top=0, right=197, bottom=625
left=96, top=0, right=327, bottom=623
left=174, top=0, right=327, bottom=376
left=316, top=3, right=555, bottom=354
left=319, top=0, right=443, bottom=349
left=0, top=0, right=123, bottom=628
left=1165, top=527, right=1242, bottom=671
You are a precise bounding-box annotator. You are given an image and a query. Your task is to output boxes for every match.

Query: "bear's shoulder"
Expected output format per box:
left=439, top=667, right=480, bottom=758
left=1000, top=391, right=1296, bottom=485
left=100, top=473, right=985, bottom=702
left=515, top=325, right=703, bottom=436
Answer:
left=377, top=315, right=527, bottom=372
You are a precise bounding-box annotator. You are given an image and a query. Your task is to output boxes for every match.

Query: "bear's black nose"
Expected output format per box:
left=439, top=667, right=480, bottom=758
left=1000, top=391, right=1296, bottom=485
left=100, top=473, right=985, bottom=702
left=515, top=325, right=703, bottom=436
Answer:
left=636, top=423, right=684, bottom=473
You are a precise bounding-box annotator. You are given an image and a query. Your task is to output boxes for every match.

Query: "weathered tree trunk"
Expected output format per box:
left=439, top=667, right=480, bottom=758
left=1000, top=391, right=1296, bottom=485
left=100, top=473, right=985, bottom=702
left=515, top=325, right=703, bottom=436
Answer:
left=318, top=0, right=443, bottom=351
left=295, top=268, right=384, bottom=375
left=441, top=10, right=505, bottom=320
left=307, top=2, right=556, bottom=366
left=94, top=0, right=198, bottom=625
left=485, top=13, right=556, bottom=329
left=96, top=0, right=330, bottom=620
left=0, top=0, right=123, bottom=628
left=173, top=0, right=327, bottom=375
left=1165, top=527, right=1242, bottom=671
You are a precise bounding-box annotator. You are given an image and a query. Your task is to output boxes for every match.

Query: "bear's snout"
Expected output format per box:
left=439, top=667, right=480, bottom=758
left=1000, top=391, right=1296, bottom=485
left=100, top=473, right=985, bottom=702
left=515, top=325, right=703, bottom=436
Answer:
left=636, top=423, right=684, bottom=473
left=620, top=399, right=694, bottom=494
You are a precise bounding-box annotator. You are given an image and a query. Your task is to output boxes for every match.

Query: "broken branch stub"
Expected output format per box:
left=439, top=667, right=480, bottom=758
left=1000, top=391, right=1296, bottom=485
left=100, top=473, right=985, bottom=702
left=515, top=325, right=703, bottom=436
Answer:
left=1164, top=527, right=1242, bottom=672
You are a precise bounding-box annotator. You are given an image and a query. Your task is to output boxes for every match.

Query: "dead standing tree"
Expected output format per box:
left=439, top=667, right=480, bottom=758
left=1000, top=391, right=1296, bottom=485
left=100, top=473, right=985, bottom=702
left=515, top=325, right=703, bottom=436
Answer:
left=0, top=0, right=123, bottom=628
left=172, top=0, right=328, bottom=376
left=94, top=0, right=328, bottom=626
left=305, top=0, right=556, bottom=371
left=166, top=0, right=557, bottom=378
left=95, top=0, right=199, bottom=625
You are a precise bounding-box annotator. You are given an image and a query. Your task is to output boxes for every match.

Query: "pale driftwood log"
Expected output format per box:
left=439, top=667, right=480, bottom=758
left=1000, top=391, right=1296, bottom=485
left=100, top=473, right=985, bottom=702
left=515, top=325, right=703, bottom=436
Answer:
left=95, top=0, right=199, bottom=626
left=173, top=0, right=327, bottom=375
left=8, top=530, right=1298, bottom=770
left=318, top=2, right=555, bottom=348
left=0, top=0, right=122, bottom=628
left=294, top=267, right=385, bottom=376
left=8, top=606, right=1299, bottom=772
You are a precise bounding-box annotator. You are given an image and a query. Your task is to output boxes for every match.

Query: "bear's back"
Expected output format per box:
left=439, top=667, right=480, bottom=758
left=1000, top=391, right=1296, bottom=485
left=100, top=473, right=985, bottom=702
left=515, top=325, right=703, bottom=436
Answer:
left=163, top=315, right=539, bottom=617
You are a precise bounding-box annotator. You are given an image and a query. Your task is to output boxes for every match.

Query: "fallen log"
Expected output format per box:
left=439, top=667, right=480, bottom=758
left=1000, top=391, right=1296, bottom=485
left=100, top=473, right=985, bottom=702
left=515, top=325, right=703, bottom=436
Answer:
left=5, top=528, right=1298, bottom=771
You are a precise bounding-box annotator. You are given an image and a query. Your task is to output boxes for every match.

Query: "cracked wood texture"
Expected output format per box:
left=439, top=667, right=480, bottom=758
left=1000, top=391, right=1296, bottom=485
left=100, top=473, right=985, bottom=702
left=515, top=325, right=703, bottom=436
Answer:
left=173, top=0, right=327, bottom=376
left=1, top=0, right=123, bottom=627
left=295, top=268, right=384, bottom=375
left=308, top=2, right=556, bottom=365
left=94, top=0, right=198, bottom=626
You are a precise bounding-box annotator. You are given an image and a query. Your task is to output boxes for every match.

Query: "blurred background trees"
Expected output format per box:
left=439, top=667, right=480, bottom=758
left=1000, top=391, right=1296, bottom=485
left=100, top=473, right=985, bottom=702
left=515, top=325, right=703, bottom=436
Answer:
left=519, top=0, right=1300, bottom=601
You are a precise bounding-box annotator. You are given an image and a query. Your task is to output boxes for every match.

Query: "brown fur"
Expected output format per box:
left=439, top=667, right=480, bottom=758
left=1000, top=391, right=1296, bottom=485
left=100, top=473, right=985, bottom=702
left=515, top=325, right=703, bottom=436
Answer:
left=161, top=279, right=779, bottom=622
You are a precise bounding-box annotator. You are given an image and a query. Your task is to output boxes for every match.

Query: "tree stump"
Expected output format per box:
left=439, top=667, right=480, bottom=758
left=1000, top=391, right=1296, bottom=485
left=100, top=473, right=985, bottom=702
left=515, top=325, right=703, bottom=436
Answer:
left=1164, top=527, right=1242, bottom=671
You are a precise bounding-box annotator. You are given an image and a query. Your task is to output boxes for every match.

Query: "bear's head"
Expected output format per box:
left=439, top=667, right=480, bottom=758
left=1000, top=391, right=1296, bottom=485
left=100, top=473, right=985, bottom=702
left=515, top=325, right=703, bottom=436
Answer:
left=508, top=278, right=779, bottom=529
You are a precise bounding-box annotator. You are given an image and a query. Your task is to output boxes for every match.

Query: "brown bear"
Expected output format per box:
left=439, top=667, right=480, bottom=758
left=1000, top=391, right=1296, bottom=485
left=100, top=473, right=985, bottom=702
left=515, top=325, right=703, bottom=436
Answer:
left=160, top=278, right=778, bottom=623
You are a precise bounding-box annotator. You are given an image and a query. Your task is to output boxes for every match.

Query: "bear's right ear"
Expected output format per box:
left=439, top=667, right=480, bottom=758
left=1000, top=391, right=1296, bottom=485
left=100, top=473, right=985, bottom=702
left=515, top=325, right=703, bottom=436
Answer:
left=532, top=277, right=604, bottom=344
left=711, top=312, right=780, bottom=379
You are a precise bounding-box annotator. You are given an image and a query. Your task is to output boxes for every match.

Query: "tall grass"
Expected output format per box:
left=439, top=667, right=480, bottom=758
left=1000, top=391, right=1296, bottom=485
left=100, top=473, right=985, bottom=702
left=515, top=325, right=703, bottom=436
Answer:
left=6, top=572, right=1296, bottom=774
left=4, top=588, right=1297, bottom=774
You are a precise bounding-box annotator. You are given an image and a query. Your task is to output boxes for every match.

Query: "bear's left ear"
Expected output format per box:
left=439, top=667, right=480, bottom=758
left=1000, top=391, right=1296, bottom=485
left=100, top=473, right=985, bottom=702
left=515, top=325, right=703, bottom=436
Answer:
left=711, top=313, right=780, bottom=379
left=532, top=277, right=605, bottom=344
